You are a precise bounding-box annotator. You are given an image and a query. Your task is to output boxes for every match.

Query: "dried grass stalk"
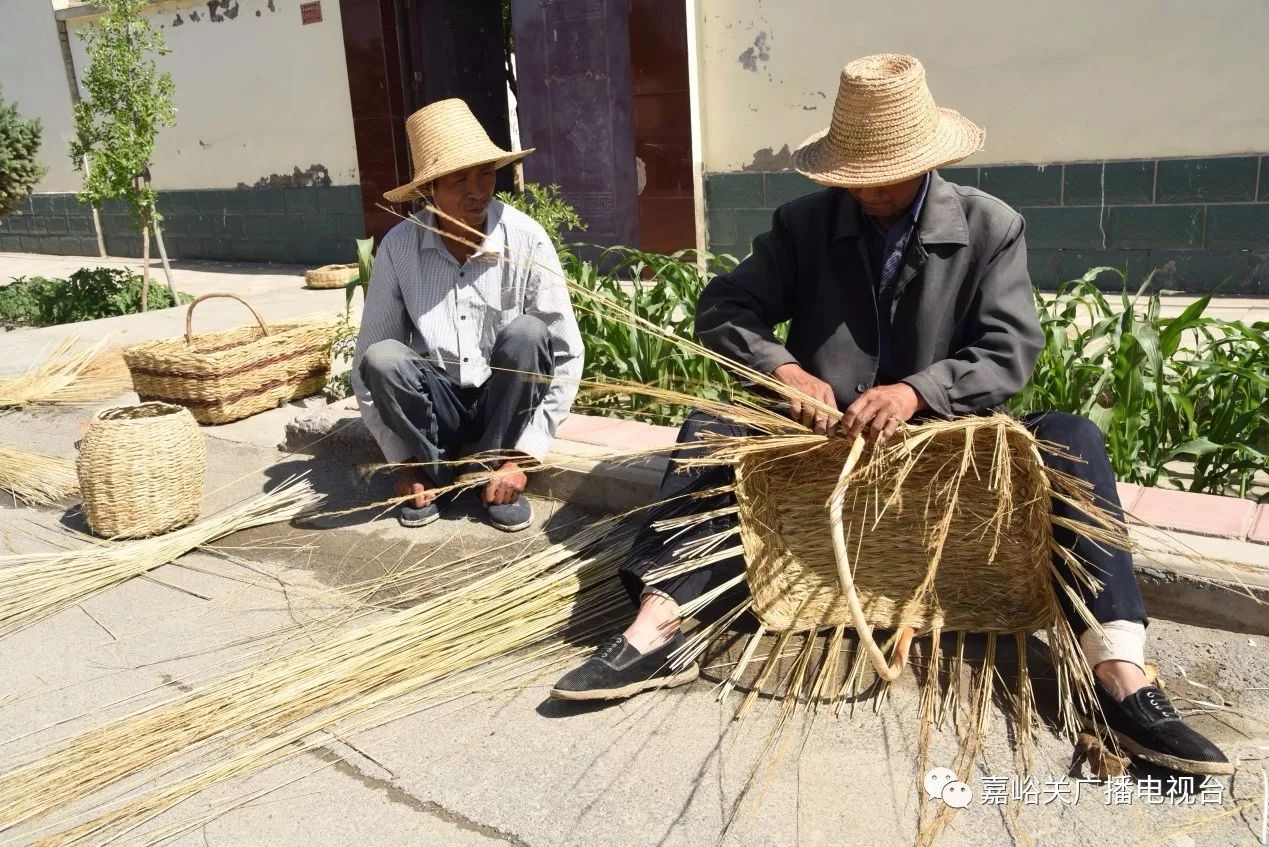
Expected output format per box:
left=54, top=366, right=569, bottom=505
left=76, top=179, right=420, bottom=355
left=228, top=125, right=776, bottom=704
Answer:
left=0, top=476, right=322, bottom=639
left=0, top=521, right=634, bottom=845
left=0, top=445, right=78, bottom=505
left=0, top=337, right=132, bottom=408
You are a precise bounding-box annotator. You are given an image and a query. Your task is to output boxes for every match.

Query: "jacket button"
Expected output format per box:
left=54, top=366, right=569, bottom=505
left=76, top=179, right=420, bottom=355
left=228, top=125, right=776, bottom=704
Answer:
left=856, top=383, right=868, bottom=393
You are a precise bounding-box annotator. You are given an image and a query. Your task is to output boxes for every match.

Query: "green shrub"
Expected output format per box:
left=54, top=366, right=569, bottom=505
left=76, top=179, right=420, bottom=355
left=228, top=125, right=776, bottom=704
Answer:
left=0, top=267, right=191, bottom=327
left=1009, top=267, right=1268, bottom=499
left=565, top=246, right=741, bottom=424
left=0, top=86, right=48, bottom=220
left=496, top=183, right=585, bottom=248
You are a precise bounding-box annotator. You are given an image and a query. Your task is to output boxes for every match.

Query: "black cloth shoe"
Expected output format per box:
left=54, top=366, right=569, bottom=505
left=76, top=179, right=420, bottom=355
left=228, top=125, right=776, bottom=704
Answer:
left=550, top=631, right=699, bottom=701
left=1087, top=681, right=1232, bottom=775
left=485, top=496, right=533, bottom=532
left=398, top=501, right=440, bottom=527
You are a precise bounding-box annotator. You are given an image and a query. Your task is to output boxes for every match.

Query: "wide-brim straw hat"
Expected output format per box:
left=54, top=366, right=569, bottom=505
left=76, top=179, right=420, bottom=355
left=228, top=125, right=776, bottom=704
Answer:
left=384, top=99, right=534, bottom=203
left=793, top=54, right=984, bottom=188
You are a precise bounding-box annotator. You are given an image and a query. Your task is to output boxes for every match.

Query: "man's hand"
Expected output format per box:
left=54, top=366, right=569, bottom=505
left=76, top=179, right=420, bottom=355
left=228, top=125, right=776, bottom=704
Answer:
left=771, top=363, right=838, bottom=434
left=395, top=466, right=435, bottom=508
left=484, top=460, right=528, bottom=506
left=839, top=383, right=925, bottom=443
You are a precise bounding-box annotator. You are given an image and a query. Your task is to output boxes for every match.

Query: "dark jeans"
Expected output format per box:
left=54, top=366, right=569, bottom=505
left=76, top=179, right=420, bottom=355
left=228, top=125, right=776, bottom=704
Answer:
left=619, top=410, right=1147, bottom=633
left=358, top=315, right=554, bottom=486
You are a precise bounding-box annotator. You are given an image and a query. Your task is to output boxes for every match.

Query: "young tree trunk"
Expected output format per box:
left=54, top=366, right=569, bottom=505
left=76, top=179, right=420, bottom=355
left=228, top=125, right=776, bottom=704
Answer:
left=139, top=210, right=152, bottom=312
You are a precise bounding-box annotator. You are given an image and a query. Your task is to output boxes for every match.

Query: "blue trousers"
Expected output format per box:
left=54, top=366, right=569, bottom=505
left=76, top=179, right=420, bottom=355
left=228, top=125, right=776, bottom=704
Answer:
left=358, top=315, right=553, bottom=486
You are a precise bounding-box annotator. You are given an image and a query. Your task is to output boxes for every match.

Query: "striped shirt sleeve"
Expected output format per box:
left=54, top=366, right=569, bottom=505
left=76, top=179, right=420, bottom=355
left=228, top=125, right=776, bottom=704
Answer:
left=350, top=237, right=416, bottom=465
left=514, top=233, right=584, bottom=461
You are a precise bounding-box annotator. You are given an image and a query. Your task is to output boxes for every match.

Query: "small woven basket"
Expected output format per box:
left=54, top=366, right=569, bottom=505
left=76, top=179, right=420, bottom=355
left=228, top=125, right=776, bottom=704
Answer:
left=735, top=417, right=1058, bottom=637
left=122, top=293, right=338, bottom=425
left=77, top=402, right=206, bottom=538
left=304, top=263, right=358, bottom=289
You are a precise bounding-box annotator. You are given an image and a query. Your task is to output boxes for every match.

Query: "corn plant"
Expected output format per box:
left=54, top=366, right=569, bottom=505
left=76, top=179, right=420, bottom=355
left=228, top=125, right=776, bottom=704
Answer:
left=1009, top=267, right=1267, bottom=499
left=564, top=246, right=740, bottom=424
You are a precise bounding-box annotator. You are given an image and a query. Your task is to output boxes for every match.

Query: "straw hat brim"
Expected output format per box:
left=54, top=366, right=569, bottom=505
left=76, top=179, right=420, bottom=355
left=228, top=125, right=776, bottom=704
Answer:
left=792, top=107, right=984, bottom=189
left=383, top=148, right=535, bottom=204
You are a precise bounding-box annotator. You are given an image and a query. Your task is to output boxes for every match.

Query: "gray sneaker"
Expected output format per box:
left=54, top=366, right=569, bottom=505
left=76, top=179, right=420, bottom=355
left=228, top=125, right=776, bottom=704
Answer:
left=398, top=501, right=440, bottom=527
left=485, top=496, right=533, bottom=532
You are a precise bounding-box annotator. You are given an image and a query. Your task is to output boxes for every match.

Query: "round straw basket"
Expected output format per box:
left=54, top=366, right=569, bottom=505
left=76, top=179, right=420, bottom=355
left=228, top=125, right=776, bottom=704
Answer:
left=304, top=263, right=358, bottom=289
left=76, top=402, right=206, bottom=539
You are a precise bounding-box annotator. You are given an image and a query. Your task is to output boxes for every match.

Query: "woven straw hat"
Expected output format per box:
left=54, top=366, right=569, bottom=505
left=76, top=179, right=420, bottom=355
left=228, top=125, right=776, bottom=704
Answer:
left=384, top=99, right=533, bottom=203
left=792, top=54, right=984, bottom=188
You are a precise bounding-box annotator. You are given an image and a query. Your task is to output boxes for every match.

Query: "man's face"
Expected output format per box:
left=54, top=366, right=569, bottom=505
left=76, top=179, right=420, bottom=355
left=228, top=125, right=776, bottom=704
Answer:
left=848, top=174, right=926, bottom=220
left=430, top=163, right=497, bottom=230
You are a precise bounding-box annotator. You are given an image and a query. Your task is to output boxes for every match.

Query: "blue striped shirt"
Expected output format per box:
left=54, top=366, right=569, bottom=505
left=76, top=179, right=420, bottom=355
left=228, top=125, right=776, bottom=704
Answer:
left=351, top=200, right=584, bottom=464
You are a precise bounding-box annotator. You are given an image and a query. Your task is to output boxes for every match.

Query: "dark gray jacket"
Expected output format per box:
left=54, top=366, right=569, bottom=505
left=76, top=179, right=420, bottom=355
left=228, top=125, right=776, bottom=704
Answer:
left=695, top=172, right=1044, bottom=418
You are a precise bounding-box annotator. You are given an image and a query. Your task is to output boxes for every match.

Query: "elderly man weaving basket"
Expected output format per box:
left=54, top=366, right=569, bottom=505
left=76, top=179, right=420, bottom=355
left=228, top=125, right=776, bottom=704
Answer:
left=553, top=54, right=1229, bottom=776
left=352, top=100, right=583, bottom=532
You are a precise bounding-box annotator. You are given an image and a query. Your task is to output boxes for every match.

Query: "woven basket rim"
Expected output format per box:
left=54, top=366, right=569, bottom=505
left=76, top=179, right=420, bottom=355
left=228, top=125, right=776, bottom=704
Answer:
left=93, top=401, right=191, bottom=424
left=122, top=314, right=339, bottom=359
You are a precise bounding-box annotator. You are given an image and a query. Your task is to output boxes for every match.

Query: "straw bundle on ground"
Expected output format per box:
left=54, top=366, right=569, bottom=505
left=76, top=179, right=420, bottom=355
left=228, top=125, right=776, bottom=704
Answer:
left=0, top=476, right=322, bottom=639
left=0, top=521, right=633, bottom=845
left=0, top=337, right=132, bottom=409
left=0, top=445, right=78, bottom=505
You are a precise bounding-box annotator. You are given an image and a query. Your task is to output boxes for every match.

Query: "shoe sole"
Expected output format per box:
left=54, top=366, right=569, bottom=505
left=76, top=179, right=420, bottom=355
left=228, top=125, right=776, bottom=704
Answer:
left=548, top=664, right=700, bottom=701
left=1082, top=718, right=1235, bottom=776
left=488, top=514, right=533, bottom=533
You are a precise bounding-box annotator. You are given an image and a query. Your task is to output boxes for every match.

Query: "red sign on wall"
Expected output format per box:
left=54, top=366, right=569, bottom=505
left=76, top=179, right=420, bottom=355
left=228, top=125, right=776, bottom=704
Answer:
left=300, top=1, right=322, bottom=24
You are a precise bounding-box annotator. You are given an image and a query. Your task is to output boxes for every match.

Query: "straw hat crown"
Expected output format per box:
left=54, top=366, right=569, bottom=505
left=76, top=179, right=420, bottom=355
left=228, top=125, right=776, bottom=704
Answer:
left=384, top=99, right=533, bottom=203
left=793, top=54, right=984, bottom=188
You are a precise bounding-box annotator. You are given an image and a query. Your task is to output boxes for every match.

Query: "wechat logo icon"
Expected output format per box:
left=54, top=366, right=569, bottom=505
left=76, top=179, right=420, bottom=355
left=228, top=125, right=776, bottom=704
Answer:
left=924, top=768, right=973, bottom=809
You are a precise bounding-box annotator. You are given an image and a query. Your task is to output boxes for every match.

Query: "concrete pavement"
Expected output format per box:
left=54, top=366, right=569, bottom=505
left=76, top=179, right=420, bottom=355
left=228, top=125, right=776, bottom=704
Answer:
left=0, top=251, right=1267, bottom=845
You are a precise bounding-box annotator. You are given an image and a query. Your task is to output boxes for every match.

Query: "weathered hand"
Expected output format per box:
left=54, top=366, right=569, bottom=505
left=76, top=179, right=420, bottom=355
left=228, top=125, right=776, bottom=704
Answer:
left=483, top=460, right=528, bottom=505
left=839, top=383, right=925, bottom=444
left=771, top=362, right=838, bottom=434
left=394, top=466, right=435, bottom=508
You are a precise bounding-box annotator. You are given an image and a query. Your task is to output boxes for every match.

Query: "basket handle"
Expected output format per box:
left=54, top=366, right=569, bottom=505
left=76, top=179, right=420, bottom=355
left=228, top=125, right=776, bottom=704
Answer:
left=828, top=435, right=908, bottom=682
left=185, top=292, right=270, bottom=345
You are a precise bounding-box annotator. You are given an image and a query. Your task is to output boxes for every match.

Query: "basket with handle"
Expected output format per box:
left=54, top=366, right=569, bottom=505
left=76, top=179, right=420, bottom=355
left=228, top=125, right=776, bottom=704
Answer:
left=76, top=402, right=206, bottom=538
left=733, top=416, right=1067, bottom=677
left=304, top=263, right=359, bottom=290
left=122, top=293, right=339, bottom=425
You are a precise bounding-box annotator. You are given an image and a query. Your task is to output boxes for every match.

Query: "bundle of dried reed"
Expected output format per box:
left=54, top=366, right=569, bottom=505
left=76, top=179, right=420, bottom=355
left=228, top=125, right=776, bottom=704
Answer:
left=0, top=445, right=78, bottom=505
left=0, top=520, right=634, bottom=845
left=0, top=337, right=132, bottom=409
left=0, top=476, right=323, bottom=639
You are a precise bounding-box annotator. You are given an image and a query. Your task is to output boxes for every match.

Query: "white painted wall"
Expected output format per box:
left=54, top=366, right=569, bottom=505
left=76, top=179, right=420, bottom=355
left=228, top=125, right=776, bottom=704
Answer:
left=2, top=0, right=360, bottom=194
left=696, top=0, right=1269, bottom=171
left=58, top=0, right=360, bottom=190
left=0, top=0, right=81, bottom=192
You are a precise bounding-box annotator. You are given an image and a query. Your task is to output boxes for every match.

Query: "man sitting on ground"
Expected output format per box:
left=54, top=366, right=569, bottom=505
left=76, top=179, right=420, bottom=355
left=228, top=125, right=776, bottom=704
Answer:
left=552, top=54, right=1229, bottom=777
left=353, top=99, right=584, bottom=532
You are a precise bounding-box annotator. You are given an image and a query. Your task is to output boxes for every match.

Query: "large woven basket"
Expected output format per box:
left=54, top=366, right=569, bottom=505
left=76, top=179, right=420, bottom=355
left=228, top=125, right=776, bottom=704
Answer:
left=734, top=417, right=1059, bottom=639
left=304, top=263, right=358, bottom=290
left=123, top=293, right=338, bottom=425
left=77, top=402, right=206, bottom=538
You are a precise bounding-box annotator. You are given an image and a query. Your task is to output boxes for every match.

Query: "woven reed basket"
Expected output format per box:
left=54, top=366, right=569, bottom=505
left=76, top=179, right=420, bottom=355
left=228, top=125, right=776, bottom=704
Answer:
left=734, top=417, right=1059, bottom=637
left=304, top=263, right=358, bottom=290
left=77, top=402, right=206, bottom=538
left=123, top=293, right=338, bottom=425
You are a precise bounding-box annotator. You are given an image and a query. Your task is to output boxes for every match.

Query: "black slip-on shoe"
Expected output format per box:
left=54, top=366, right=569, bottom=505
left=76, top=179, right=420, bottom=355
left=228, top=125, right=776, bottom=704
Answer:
left=485, top=496, right=533, bottom=532
left=1086, top=681, right=1233, bottom=776
left=550, top=632, right=699, bottom=701
left=397, top=501, right=440, bottom=528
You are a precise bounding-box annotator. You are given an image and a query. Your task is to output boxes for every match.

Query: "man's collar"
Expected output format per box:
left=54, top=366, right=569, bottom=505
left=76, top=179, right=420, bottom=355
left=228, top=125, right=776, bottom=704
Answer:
left=419, top=199, right=507, bottom=257
left=831, top=170, right=969, bottom=246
